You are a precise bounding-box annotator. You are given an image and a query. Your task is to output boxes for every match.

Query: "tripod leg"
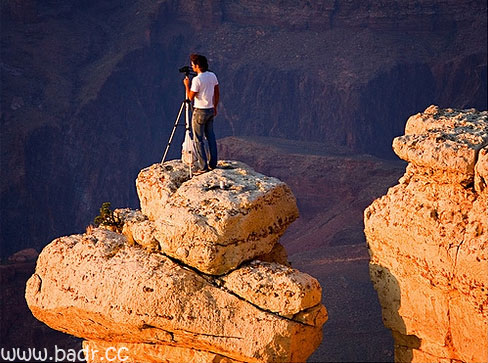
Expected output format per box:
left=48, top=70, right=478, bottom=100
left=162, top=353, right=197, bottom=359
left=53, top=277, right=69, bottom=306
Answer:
left=161, top=101, right=186, bottom=164
left=185, top=99, right=193, bottom=178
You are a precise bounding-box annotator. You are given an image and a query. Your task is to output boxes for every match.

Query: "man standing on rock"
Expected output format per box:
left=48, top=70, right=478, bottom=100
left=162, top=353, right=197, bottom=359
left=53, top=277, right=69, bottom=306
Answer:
left=183, top=53, right=219, bottom=174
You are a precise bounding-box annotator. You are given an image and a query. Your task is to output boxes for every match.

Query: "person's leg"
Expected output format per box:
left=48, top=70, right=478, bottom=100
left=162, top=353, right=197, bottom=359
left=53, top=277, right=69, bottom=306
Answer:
left=192, top=109, right=208, bottom=170
left=204, top=116, right=218, bottom=169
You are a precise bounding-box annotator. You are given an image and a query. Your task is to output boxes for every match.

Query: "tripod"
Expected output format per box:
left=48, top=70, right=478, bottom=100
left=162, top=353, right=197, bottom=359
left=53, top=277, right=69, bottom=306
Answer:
left=160, top=97, right=192, bottom=165
left=161, top=72, right=198, bottom=177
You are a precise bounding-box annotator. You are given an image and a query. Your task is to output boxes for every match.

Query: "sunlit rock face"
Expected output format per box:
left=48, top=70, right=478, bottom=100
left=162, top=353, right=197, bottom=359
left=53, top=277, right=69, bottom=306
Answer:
left=136, top=160, right=299, bottom=275
left=25, top=161, right=325, bottom=363
left=364, top=106, right=488, bottom=362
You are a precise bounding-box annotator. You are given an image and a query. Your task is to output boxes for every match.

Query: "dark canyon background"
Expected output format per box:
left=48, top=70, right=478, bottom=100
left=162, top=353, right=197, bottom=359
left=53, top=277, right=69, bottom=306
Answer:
left=1, top=0, right=487, bottom=361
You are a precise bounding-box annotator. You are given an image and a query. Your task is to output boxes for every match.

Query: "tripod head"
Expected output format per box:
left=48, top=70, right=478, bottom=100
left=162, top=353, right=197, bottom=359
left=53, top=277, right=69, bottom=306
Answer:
left=179, top=66, right=197, bottom=77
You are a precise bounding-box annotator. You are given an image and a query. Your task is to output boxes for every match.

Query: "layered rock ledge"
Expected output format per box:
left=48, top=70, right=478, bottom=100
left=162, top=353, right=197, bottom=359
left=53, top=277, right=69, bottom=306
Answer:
left=26, top=161, right=326, bottom=363
left=365, top=106, right=487, bottom=362
left=136, top=160, right=299, bottom=275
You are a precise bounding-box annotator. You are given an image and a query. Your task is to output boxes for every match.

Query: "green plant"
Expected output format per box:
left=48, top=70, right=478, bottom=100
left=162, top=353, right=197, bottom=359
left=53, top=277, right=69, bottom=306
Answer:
left=93, top=202, right=122, bottom=232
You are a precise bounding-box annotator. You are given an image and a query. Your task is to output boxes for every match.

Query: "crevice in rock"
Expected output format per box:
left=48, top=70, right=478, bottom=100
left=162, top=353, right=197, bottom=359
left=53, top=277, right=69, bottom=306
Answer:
left=462, top=181, right=475, bottom=190
left=452, top=240, right=465, bottom=271
left=444, top=306, right=453, bottom=349
left=175, top=329, right=244, bottom=340
left=214, top=280, right=316, bottom=327
left=87, top=318, right=108, bottom=328
left=139, top=319, right=244, bottom=341
left=146, top=246, right=315, bottom=326
left=154, top=248, right=220, bottom=277
left=140, top=324, right=175, bottom=342
left=35, top=273, right=42, bottom=293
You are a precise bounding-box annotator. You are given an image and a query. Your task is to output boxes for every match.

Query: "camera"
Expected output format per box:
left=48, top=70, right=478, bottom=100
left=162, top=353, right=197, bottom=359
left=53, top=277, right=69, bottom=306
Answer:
left=179, top=66, right=196, bottom=77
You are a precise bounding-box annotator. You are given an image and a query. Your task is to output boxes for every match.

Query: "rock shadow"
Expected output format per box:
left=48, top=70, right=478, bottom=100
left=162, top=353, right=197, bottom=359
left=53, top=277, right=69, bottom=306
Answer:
left=369, top=263, right=421, bottom=363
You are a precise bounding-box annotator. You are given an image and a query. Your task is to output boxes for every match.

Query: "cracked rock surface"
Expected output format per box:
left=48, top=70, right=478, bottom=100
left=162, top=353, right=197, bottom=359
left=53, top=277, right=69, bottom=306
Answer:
left=221, top=260, right=322, bottom=316
left=136, top=160, right=299, bottom=275
left=25, top=161, right=325, bottom=363
left=364, top=106, right=487, bottom=363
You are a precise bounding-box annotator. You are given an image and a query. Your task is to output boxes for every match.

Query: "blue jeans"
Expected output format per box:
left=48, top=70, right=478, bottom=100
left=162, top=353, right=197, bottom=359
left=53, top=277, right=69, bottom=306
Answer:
left=192, top=108, right=218, bottom=170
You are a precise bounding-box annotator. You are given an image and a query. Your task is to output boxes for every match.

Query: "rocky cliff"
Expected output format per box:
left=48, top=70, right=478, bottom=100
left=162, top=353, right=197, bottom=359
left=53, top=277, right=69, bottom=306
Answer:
left=1, top=0, right=487, bottom=259
left=364, top=106, right=487, bottom=362
left=25, top=161, right=326, bottom=363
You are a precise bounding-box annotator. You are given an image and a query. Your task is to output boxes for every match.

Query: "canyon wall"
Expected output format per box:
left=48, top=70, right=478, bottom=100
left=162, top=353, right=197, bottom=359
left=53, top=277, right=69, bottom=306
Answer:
left=364, top=106, right=487, bottom=362
left=1, top=0, right=486, bottom=259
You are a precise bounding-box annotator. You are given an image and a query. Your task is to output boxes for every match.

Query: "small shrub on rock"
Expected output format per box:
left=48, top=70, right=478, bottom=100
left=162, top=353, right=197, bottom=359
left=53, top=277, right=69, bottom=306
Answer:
left=93, top=202, right=123, bottom=232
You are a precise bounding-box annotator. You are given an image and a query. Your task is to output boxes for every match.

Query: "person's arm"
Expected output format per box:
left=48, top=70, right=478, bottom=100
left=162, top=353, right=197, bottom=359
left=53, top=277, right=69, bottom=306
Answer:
left=213, top=84, right=220, bottom=116
left=183, top=77, right=197, bottom=101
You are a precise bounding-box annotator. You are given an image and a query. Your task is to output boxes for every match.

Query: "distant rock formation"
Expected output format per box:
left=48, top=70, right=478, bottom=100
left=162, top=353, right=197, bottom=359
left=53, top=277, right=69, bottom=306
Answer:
left=365, top=106, right=487, bottom=362
left=25, top=161, right=326, bottom=363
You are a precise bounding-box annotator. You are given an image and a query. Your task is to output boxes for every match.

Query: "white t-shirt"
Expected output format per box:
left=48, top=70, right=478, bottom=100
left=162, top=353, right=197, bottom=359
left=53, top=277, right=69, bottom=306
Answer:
left=190, top=71, right=219, bottom=109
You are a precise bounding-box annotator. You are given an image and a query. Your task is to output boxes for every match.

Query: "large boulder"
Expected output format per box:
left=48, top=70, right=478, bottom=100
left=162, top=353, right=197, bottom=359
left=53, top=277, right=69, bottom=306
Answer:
left=26, top=161, right=325, bottom=362
left=136, top=160, right=299, bottom=275
left=25, top=228, right=326, bottom=363
left=365, top=106, right=488, bottom=362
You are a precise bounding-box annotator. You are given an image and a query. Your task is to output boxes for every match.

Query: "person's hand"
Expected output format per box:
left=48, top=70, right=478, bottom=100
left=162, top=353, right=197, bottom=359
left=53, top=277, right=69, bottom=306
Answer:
left=214, top=107, right=218, bottom=116
left=183, top=76, right=190, bottom=87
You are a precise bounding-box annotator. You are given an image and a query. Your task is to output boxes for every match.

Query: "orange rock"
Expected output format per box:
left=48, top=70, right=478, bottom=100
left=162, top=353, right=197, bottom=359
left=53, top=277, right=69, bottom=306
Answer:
left=136, top=160, right=299, bottom=275
left=365, top=106, right=488, bottom=362
left=26, top=229, right=324, bottom=363
left=82, top=340, right=244, bottom=363
left=221, top=260, right=323, bottom=316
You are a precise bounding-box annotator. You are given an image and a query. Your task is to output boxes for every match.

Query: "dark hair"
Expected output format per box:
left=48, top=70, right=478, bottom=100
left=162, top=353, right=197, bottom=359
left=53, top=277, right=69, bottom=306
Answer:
left=190, top=53, right=208, bottom=72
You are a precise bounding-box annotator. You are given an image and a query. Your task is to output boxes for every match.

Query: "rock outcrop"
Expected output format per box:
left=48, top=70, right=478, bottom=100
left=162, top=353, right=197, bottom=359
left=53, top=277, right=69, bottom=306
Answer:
left=26, top=161, right=326, bottom=363
left=365, top=106, right=487, bottom=362
left=136, top=161, right=299, bottom=275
